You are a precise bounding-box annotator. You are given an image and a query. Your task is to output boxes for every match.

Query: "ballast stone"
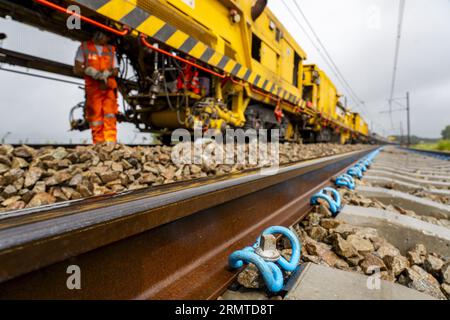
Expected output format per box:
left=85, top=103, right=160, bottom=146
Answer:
left=0, top=143, right=367, bottom=214
left=398, top=265, right=447, bottom=300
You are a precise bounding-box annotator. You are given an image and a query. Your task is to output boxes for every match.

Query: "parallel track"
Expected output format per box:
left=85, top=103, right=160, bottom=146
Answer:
left=407, top=148, right=450, bottom=160
left=0, top=147, right=376, bottom=299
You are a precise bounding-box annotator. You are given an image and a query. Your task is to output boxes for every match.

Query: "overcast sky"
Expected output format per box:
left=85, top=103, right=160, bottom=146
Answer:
left=1, top=0, right=449, bottom=143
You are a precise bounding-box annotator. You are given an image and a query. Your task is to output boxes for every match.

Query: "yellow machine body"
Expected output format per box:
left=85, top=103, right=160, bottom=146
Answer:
left=350, top=112, right=368, bottom=138
left=303, top=64, right=338, bottom=119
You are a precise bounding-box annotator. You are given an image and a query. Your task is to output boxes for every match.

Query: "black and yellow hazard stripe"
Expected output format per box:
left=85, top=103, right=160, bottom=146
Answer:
left=74, top=0, right=303, bottom=107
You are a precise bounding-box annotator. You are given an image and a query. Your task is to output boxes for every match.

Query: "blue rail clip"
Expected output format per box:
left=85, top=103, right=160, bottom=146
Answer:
left=335, top=174, right=355, bottom=190
left=229, top=226, right=301, bottom=293
left=310, top=187, right=342, bottom=216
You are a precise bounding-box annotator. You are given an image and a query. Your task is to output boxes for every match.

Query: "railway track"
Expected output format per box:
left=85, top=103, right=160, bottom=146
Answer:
left=406, top=148, right=450, bottom=161
left=220, top=146, right=450, bottom=300
left=0, top=146, right=376, bottom=299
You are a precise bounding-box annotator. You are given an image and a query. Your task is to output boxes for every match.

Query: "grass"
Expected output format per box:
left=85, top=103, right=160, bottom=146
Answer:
left=413, top=139, right=450, bottom=152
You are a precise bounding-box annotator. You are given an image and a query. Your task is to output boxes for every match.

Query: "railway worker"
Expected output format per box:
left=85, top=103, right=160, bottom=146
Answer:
left=176, top=57, right=201, bottom=95
left=74, top=31, right=119, bottom=144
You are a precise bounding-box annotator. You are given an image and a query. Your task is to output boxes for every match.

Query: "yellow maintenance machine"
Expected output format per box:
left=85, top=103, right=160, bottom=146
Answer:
left=0, top=0, right=370, bottom=143
left=302, top=64, right=354, bottom=143
left=349, top=112, right=369, bottom=142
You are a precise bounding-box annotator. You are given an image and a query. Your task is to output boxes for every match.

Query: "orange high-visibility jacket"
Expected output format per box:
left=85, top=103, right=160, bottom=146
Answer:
left=177, top=63, right=200, bottom=95
left=81, top=41, right=117, bottom=90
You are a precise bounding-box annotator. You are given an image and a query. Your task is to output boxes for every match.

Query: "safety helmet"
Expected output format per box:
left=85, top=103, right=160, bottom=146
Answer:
left=93, top=31, right=109, bottom=43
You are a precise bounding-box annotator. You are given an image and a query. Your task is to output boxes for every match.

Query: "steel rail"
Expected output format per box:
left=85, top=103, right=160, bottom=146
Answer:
left=0, top=47, right=82, bottom=79
left=0, top=147, right=376, bottom=299
left=0, top=47, right=138, bottom=89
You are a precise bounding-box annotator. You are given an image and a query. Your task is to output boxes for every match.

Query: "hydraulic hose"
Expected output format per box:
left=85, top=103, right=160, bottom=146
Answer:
left=141, top=34, right=225, bottom=79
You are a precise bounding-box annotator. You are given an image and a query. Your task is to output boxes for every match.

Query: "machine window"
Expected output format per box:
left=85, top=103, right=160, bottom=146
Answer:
left=293, top=52, right=301, bottom=87
left=252, top=33, right=262, bottom=62
left=275, top=28, right=283, bottom=42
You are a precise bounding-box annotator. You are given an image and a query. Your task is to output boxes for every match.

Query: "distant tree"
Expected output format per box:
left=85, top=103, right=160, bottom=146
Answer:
left=442, top=125, right=450, bottom=140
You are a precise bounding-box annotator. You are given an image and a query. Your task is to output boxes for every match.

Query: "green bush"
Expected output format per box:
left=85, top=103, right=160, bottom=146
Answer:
left=442, top=126, right=450, bottom=140
left=437, top=140, right=450, bottom=151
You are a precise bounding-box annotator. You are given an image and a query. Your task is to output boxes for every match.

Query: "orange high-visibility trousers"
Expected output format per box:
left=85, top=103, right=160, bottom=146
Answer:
left=81, top=40, right=118, bottom=144
left=86, top=87, right=118, bottom=144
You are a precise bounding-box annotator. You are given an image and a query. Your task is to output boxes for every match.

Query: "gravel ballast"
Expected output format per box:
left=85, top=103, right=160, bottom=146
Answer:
left=0, top=143, right=367, bottom=213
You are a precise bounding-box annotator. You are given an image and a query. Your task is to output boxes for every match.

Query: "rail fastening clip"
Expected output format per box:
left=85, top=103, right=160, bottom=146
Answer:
left=310, top=187, right=342, bottom=216
left=228, top=226, right=301, bottom=293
